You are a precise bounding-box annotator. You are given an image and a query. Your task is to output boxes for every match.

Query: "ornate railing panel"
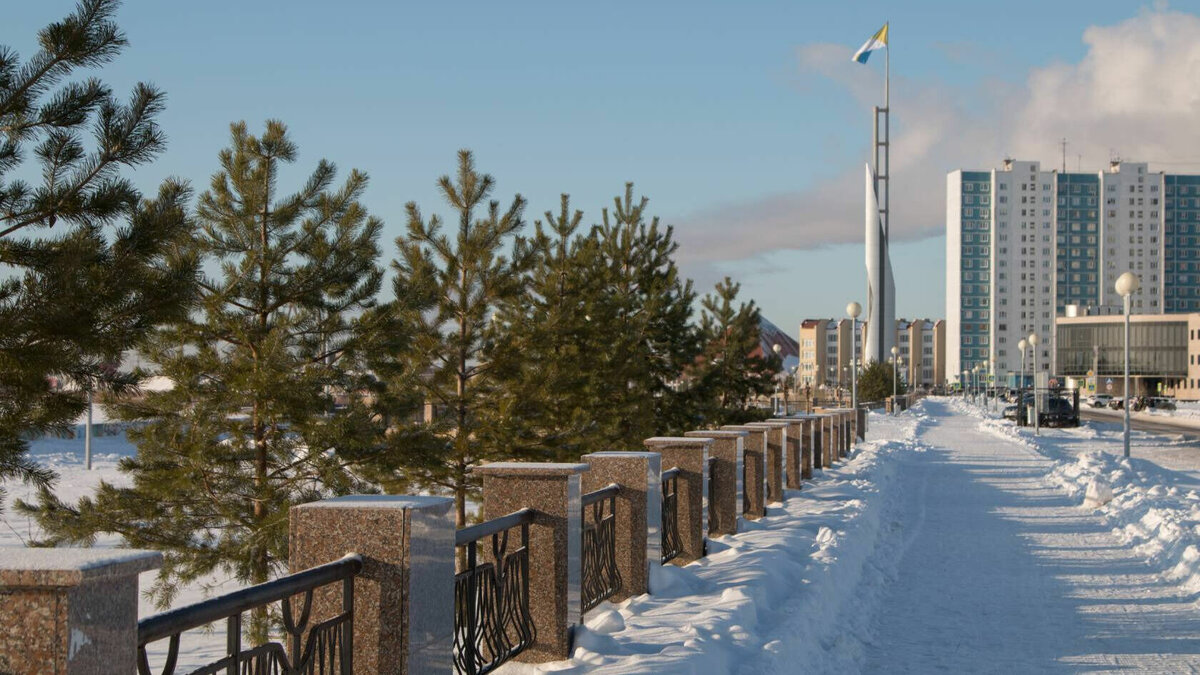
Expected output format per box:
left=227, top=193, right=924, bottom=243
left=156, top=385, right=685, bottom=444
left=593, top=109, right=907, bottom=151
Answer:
left=707, top=455, right=717, bottom=534
left=661, top=467, right=681, bottom=563
left=454, top=508, right=536, bottom=675
left=137, top=554, right=361, bottom=675
left=581, top=484, right=622, bottom=614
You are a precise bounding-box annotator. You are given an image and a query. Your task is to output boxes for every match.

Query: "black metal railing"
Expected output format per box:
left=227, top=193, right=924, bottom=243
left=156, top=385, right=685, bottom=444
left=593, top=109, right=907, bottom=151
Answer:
left=454, top=508, right=536, bottom=675
left=137, top=554, right=362, bottom=675
left=581, top=484, right=622, bottom=613
left=706, top=455, right=717, bottom=534
left=661, top=467, right=681, bottom=563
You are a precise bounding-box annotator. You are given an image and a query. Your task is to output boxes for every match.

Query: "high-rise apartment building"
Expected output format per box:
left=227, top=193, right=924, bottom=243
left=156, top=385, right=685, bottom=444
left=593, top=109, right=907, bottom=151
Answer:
left=946, top=159, right=1200, bottom=386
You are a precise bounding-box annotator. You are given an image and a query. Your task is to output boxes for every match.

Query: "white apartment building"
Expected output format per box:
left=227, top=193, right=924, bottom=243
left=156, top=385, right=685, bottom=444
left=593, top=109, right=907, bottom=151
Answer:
left=947, top=158, right=1200, bottom=388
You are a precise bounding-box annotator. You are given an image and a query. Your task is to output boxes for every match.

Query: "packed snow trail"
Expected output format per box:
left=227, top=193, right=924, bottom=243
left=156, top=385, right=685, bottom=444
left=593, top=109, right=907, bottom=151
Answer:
left=851, top=399, right=1200, bottom=673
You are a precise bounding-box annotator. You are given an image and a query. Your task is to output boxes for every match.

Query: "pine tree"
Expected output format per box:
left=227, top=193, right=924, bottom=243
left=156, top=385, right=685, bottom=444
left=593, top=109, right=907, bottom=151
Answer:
left=856, top=360, right=896, bottom=403
left=483, top=195, right=596, bottom=461
left=19, top=121, right=386, bottom=641
left=586, top=184, right=700, bottom=445
left=695, top=277, right=780, bottom=423
left=385, top=150, right=532, bottom=528
left=0, top=0, right=197, bottom=510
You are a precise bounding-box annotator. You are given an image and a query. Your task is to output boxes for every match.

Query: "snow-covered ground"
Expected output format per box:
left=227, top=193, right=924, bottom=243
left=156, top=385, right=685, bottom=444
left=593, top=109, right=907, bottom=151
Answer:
left=506, top=399, right=1200, bottom=673
left=9, top=400, right=1200, bottom=672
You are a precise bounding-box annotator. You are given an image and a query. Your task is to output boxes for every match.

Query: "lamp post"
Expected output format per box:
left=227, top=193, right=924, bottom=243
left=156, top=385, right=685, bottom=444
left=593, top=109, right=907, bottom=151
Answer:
left=1018, top=337, right=1028, bottom=398
left=890, top=345, right=899, bottom=412
left=847, top=301, right=862, bottom=412
left=773, top=343, right=783, bottom=414
left=1029, top=332, right=1040, bottom=435
left=1116, top=271, right=1140, bottom=459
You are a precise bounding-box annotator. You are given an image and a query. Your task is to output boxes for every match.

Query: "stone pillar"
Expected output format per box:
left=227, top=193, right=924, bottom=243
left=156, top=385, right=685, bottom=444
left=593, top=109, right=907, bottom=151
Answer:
left=720, top=425, right=766, bottom=519
left=474, top=462, right=589, bottom=663
left=790, top=416, right=818, bottom=474
left=857, top=406, right=868, bottom=440
left=684, top=430, right=745, bottom=536
left=0, top=548, right=161, bottom=673
left=290, top=495, right=455, bottom=674
left=581, top=451, right=661, bottom=600
left=814, top=409, right=837, bottom=464
left=746, top=421, right=787, bottom=504
left=645, top=437, right=712, bottom=564
left=768, top=418, right=809, bottom=486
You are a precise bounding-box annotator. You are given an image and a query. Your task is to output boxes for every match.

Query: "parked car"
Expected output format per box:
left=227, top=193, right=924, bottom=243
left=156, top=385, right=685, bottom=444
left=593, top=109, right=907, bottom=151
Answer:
left=1109, top=397, right=1125, bottom=410
left=1087, top=394, right=1113, bottom=408
left=1148, top=396, right=1176, bottom=411
left=1003, top=393, right=1035, bottom=421
left=1041, top=396, right=1079, bottom=427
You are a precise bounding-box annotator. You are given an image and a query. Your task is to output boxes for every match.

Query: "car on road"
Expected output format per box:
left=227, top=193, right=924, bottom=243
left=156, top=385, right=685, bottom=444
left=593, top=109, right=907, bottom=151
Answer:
left=1003, top=393, right=1035, bottom=421
left=1148, top=396, right=1176, bottom=411
left=1042, top=396, right=1079, bottom=427
left=1087, top=394, right=1113, bottom=408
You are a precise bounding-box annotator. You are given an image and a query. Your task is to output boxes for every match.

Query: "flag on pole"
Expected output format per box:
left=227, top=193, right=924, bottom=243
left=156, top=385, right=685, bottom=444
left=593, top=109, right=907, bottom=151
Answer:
left=852, top=24, right=888, bottom=64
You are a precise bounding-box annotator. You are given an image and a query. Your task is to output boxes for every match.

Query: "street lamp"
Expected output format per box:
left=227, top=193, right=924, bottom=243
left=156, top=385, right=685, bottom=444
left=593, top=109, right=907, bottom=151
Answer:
left=1116, top=271, right=1140, bottom=458
left=1018, top=337, right=1028, bottom=397
left=773, top=343, right=783, bottom=414
left=1029, top=332, right=1040, bottom=435
left=847, top=301, right=862, bottom=412
left=890, top=345, right=899, bottom=412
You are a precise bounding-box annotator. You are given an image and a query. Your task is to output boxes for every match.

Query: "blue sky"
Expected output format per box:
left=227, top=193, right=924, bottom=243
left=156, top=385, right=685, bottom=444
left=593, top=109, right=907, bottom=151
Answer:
left=7, top=0, right=1197, bottom=332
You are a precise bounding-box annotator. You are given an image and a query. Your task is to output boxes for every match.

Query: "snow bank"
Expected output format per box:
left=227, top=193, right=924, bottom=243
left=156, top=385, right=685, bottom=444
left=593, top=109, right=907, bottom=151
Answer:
left=503, top=408, right=930, bottom=674
left=954, top=396, right=1200, bottom=597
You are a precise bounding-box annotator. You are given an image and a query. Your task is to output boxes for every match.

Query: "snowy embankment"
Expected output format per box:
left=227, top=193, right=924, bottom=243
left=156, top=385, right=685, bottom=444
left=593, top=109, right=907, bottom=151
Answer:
left=506, top=409, right=930, bottom=675
left=956, top=397, right=1200, bottom=596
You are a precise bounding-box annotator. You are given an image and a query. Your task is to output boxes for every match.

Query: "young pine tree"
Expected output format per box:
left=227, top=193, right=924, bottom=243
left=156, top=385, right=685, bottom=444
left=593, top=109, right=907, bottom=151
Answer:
left=586, top=184, right=700, bottom=445
left=0, top=0, right=197, bottom=509
left=387, top=150, right=532, bottom=528
left=695, top=277, right=780, bottom=423
left=20, top=121, right=385, bottom=642
left=483, top=195, right=596, bottom=461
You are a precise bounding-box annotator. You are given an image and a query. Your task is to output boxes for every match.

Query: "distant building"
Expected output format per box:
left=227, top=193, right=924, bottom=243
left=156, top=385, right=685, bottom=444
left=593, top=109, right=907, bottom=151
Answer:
left=946, top=158, right=1200, bottom=388
left=797, top=318, right=945, bottom=390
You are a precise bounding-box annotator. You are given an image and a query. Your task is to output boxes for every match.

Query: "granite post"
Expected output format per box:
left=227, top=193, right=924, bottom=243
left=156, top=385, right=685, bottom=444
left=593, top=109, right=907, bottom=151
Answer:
left=581, top=452, right=662, bottom=600
left=814, top=410, right=836, bottom=464
left=746, top=421, right=787, bottom=504
left=474, top=462, right=589, bottom=663
left=644, top=437, right=712, bottom=564
left=858, top=406, right=868, bottom=440
left=768, top=418, right=810, bottom=485
left=0, top=548, right=161, bottom=674
left=720, top=425, right=767, bottom=519
left=684, top=430, right=746, bottom=536
left=290, top=495, right=455, bottom=674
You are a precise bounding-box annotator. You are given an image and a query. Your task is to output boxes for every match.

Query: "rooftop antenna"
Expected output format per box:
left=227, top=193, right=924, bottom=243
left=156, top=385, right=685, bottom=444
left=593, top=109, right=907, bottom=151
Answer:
left=1061, top=137, right=1068, bottom=173
left=1077, top=153, right=1082, bottom=171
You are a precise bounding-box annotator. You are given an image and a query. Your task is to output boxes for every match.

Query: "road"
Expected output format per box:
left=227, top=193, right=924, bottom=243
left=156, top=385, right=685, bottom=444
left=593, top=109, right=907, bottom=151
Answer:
left=1079, top=406, right=1200, bottom=437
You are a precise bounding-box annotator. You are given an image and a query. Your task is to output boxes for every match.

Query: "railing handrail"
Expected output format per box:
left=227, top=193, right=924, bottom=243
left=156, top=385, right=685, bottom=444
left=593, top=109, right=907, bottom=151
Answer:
left=581, top=483, right=620, bottom=508
left=661, top=467, right=681, bottom=481
left=455, top=507, right=535, bottom=547
left=137, top=553, right=362, bottom=646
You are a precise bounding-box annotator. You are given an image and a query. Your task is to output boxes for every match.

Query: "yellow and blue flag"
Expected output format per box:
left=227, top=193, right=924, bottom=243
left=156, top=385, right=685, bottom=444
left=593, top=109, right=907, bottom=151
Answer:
left=852, top=24, right=888, bottom=64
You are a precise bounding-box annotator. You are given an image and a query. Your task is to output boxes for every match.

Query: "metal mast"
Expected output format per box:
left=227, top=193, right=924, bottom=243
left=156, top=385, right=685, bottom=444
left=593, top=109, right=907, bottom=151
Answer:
left=871, top=32, right=890, bottom=361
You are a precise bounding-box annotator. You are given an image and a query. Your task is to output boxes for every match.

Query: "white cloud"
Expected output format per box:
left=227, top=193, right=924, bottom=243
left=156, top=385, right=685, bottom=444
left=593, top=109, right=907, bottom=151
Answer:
left=673, top=7, right=1200, bottom=267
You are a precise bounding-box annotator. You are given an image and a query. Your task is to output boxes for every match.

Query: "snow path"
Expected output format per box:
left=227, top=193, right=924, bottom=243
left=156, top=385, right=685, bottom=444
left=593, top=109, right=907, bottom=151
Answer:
left=854, top=399, right=1200, bottom=674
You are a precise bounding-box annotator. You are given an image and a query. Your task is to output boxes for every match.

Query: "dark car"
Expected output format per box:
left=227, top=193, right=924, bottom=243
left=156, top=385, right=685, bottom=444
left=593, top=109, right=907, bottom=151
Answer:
left=1042, top=397, right=1078, bottom=427
left=1148, top=397, right=1176, bottom=411
left=1003, top=393, right=1036, bottom=421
